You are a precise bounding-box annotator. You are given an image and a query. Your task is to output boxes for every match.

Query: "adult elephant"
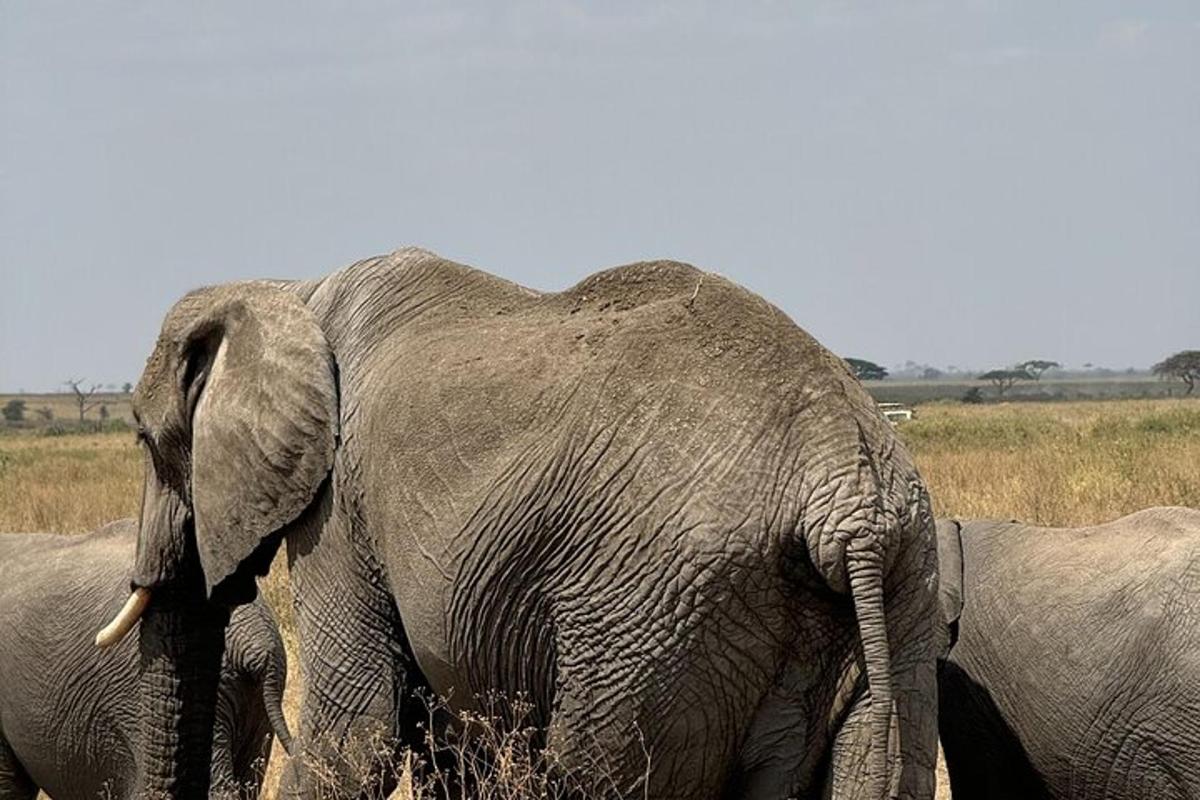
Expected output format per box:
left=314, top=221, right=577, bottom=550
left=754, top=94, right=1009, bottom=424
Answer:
left=100, top=247, right=940, bottom=799
left=0, top=520, right=290, bottom=800
left=936, top=508, right=1200, bottom=799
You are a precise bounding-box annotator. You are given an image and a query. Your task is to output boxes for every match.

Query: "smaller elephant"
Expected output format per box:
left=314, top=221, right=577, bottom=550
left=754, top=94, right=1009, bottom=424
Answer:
left=936, top=507, right=1200, bottom=799
left=0, top=519, right=291, bottom=800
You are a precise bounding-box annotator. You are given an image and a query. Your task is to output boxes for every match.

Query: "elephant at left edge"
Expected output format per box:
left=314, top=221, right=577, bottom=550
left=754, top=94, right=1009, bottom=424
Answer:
left=0, top=519, right=291, bottom=800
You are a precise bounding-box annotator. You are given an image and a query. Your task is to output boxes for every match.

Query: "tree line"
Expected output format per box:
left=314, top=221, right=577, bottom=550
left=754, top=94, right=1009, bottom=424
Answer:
left=1, top=379, right=135, bottom=425
left=843, top=351, right=1199, bottom=398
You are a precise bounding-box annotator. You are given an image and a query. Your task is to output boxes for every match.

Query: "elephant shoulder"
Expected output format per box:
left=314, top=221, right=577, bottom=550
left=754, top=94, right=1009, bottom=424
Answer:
left=549, top=259, right=786, bottom=327
left=0, top=531, right=77, bottom=574
left=0, top=526, right=134, bottom=615
left=46, top=520, right=137, bottom=572
left=310, top=247, right=539, bottom=325
left=554, top=259, right=706, bottom=309
left=550, top=260, right=845, bottom=389
left=1081, top=509, right=1200, bottom=580
left=82, top=518, right=138, bottom=551
left=951, top=519, right=1022, bottom=558
left=1113, top=506, right=1200, bottom=537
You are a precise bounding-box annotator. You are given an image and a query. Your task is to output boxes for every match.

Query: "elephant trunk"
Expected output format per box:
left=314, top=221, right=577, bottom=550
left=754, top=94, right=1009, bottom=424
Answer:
left=846, top=542, right=893, bottom=799
left=137, top=593, right=230, bottom=800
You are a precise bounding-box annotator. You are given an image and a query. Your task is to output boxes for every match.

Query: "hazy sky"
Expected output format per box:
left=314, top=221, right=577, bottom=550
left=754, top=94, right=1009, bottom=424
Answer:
left=2, top=1, right=1197, bottom=391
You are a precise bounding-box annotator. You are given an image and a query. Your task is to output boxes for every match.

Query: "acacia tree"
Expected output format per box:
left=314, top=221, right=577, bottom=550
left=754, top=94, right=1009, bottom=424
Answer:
left=1018, top=359, right=1060, bottom=381
left=2, top=399, right=26, bottom=423
left=65, top=378, right=102, bottom=422
left=979, top=368, right=1029, bottom=396
left=1153, top=350, right=1200, bottom=395
left=844, top=357, right=888, bottom=381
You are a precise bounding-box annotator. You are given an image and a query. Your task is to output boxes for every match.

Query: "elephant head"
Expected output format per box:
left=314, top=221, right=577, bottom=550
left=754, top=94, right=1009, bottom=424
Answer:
left=97, top=282, right=336, bottom=799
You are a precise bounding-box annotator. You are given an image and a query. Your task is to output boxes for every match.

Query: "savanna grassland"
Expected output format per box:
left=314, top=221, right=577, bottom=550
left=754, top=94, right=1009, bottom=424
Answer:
left=1, top=397, right=1197, bottom=798
left=904, top=399, right=1200, bottom=523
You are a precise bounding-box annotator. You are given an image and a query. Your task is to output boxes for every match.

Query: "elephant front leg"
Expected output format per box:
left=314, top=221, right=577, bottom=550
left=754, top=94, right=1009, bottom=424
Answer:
left=280, top=597, right=421, bottom=800
left=0, top=735, right=36, bottom=800
left=281, top=523, right=429, bottom=800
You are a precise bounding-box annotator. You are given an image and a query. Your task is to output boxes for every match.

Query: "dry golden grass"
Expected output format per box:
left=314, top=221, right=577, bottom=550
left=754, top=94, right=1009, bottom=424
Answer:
left=0, top=432, right=142, bottom=532
left=1, top=397, right=1197, bottom=799
left=900, top=398, right=1200, bottom=525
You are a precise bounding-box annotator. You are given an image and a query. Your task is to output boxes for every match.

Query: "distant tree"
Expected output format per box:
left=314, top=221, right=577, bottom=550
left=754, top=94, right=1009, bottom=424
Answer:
left=121, top=382, right=133, bottom=394
left=36, top=406, right=54, bottom=422
left=65, top=378, right=102, bottom=423
left=845, top=358, right=889, bottom=381
left=2, top=398, right=26, bottom=422
left=99, top=404, right=110, bottom=421
left=979, top=368, right=1029, bottom=396
left=921, top=367, right=944, bottom=380
left=961, top=387, right=984, bottom=404
left=1018, top=360, right=1060, bottom=381
left=1153, top=350, right=1200, bottom=396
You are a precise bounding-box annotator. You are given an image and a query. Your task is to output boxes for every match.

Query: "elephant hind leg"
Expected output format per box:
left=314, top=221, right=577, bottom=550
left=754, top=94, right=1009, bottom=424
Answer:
left=0, top=735, right=36, bottom=800
left=541, top=656, right=746, bottom=800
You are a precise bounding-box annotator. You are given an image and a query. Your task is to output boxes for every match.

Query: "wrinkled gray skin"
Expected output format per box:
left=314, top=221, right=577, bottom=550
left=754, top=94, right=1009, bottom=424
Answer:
left=0, top=520, right=290, bottom=800
left=936, top=508, right=1200, bottom=799
left=124, top=247, right=939, bottom=800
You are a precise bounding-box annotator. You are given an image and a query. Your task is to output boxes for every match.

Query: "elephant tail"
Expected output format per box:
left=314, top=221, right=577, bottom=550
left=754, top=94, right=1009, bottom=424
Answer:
left=228, top=603, right=294, bottom=756
left=260, top=649, right=294, bottom=756
left=847, top=540, right=893, bottom=799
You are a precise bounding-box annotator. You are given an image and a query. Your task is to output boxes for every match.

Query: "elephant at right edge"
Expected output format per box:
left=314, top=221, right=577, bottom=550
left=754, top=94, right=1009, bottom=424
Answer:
left=97, top=247, right=941, bottom=800
left=936, top=507, right=1200, bottom=799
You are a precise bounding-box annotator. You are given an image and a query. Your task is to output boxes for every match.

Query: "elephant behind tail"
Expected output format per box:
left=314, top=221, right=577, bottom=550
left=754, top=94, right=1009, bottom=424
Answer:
left=212, top=597, right=293, bottom=798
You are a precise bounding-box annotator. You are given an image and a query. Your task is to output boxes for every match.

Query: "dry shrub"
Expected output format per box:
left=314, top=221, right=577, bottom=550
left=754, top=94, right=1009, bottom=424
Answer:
left=293, top=694, right=635, bottom=800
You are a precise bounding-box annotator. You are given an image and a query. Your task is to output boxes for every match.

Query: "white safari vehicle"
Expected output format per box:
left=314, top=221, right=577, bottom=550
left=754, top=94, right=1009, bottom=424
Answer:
left=877, top=402, right=915, bottom=425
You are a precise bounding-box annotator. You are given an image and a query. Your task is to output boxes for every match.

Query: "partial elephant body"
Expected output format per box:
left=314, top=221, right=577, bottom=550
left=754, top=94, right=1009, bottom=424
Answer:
left=0, top=520, right=289, bottom=800
left=937, top=508, right=1200, bottom=799
left=298, top=254, right=936, bottom=796
left=124, top=248, right=940, bottom=800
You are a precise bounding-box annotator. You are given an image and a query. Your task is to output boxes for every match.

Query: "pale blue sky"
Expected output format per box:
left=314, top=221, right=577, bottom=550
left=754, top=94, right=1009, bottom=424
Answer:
left=2, top=1, right=1197, bottom=390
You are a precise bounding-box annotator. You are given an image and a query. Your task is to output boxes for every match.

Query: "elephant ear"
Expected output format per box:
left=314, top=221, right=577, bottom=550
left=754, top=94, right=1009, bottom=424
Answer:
left=935, top=519, right=964, bottom=630
left=184, top=283, right=338, bottom=598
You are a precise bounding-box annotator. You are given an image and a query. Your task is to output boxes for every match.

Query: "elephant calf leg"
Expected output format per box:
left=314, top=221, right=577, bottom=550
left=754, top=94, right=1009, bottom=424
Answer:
left=0, top=736, right=36, bottom=800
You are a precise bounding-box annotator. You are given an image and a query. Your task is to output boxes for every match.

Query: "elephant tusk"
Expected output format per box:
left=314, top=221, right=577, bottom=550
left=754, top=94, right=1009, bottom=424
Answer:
left=95, top=588, right=152, bottom=648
